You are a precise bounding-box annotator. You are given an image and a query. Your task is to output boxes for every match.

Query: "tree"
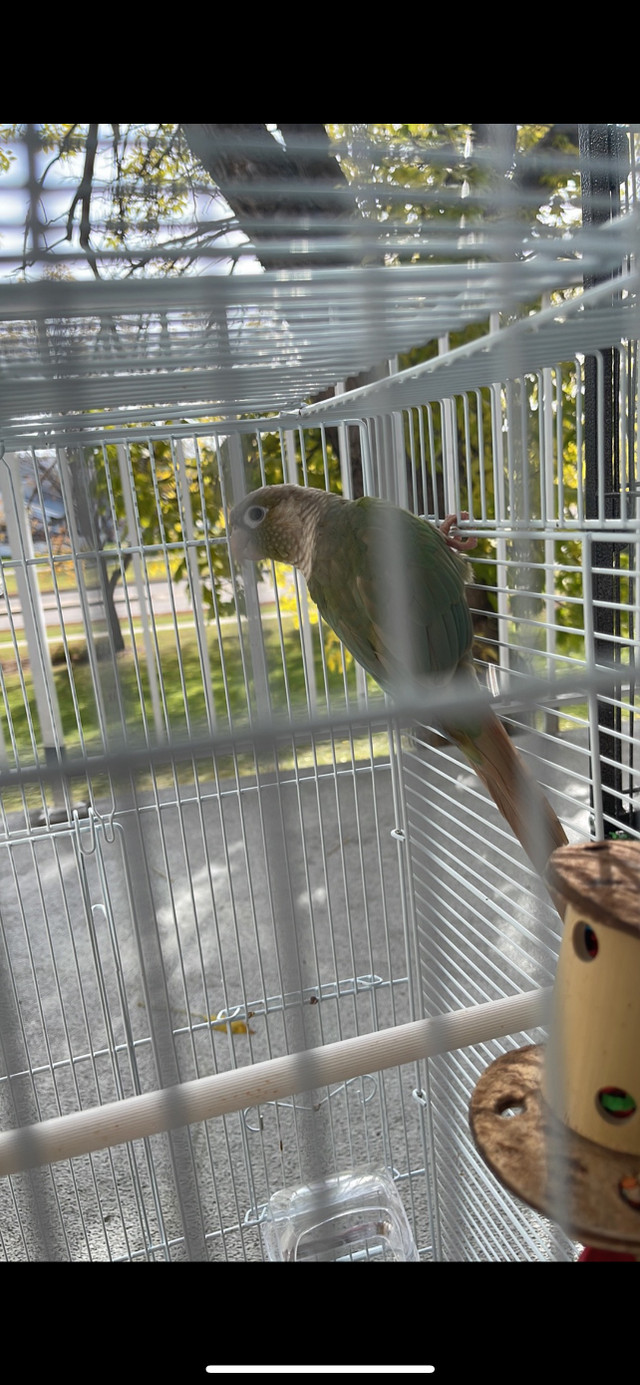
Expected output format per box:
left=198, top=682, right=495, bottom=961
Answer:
left=0, top=123, right=587, bottom=654
left=179, top=124, right=362, bottom=269
left=1, top=123, right=583, bottom=280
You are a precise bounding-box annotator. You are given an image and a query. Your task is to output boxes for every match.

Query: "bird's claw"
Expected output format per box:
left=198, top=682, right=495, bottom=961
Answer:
left=440, top=511, right=477, bottom=552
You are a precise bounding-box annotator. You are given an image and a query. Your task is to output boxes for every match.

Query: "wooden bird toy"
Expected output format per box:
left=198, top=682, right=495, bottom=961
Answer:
left=469, top=839, right=640, bottom=1257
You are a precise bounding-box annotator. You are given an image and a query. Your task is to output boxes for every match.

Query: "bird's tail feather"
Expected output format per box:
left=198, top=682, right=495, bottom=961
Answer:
left=447, top=710, right=568, bottom=875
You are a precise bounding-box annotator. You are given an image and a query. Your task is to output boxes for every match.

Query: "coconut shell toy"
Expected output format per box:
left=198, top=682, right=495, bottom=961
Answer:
left=470, top=840, right=640, bottom=1258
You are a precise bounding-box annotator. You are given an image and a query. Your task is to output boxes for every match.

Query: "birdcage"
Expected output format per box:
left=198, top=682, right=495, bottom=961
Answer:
left=0, top=124, right=638, bottom=1266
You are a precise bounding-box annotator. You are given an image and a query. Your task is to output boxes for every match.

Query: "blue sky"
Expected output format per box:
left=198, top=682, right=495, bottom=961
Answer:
left=0, top=125, right=263, bottom=281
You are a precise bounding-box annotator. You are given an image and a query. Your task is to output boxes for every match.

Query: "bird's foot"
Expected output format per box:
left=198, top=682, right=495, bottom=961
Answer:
left=440, top=512, right=477, bottom=552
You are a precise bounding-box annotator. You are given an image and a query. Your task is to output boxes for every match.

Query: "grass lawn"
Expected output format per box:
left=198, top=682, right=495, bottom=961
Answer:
left=0, top=607, right=391, bottom=812
left=0, top=556, right=180, bottom=600
left=1, top=578, right=589, bottom=816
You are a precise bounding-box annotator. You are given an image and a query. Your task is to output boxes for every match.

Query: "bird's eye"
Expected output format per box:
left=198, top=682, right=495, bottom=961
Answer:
left=245, top=505, right=267, bottom=528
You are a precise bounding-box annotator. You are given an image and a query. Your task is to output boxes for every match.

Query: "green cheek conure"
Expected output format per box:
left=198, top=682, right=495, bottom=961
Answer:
left=229, top=484, right=568, bottom=875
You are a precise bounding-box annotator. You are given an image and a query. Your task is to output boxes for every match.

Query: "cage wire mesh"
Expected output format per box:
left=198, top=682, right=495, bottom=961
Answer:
left=0, top=123, right=638, bottom=1261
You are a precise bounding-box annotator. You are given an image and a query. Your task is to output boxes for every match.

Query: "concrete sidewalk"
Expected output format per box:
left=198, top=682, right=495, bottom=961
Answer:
left=0, top=575, right=280, bottom=633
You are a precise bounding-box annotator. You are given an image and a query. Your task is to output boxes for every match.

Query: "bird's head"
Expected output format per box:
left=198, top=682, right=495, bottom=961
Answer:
left=229, top=483, right=339, bottom=578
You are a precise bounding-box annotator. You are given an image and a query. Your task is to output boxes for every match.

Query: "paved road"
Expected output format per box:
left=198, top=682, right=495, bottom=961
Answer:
left=0, top=576, right=276, bottom=634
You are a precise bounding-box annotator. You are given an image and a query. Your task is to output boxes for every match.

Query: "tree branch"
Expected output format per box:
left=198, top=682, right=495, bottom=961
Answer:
left=66, top=122, right=100, bottom=278
left=179, top=123, right=362, bottom=269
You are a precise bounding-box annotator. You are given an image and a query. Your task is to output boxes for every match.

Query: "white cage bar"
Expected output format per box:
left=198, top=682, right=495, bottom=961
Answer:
left=0, top=125, right=638, bottom=1262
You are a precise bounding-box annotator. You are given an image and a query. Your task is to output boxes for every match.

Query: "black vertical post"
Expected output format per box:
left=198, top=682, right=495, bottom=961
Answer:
left=579, top=125, right=623, bottom=830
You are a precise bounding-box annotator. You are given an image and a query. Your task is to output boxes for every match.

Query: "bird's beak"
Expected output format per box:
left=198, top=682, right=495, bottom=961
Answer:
left=229, top=528, right=252, bottom=563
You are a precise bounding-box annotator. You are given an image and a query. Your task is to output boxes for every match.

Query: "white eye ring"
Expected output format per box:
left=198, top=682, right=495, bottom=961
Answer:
left=245, top=505, right=267, bottom=528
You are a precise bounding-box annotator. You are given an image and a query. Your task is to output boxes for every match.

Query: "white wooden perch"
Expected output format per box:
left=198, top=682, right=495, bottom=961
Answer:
left=0, top=988, right=550, bottom=1177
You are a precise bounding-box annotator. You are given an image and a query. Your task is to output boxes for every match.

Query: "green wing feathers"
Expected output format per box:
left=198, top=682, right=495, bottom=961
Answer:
left=309, top=497, right=473, bottom=690
left=306, top=491, right=567, bottom=874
